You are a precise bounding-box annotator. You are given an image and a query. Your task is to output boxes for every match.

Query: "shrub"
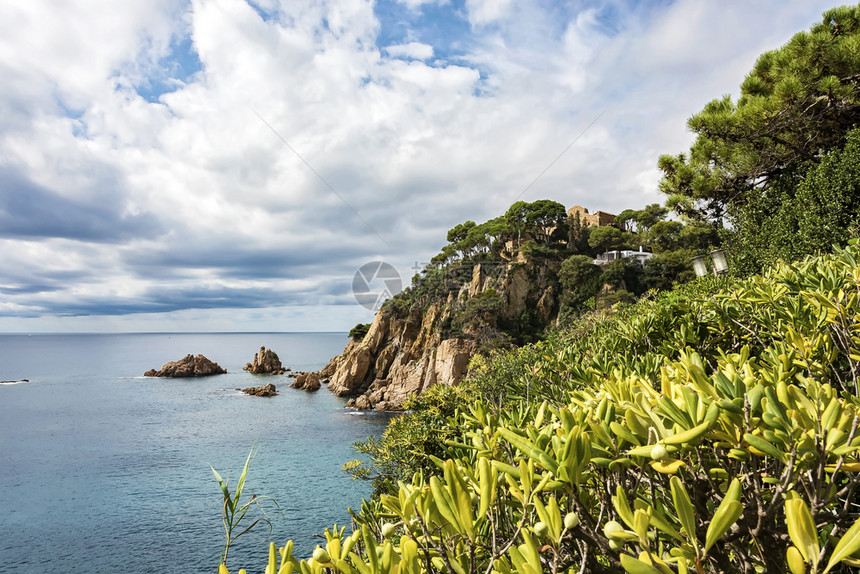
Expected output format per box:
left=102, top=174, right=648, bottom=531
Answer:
left=236, top=245, right=860, bottom=574
left=348, top=323, right=371, bottom=340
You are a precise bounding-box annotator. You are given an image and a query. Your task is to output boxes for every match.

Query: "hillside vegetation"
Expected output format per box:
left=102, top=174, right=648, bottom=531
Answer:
left=229, top=244, right=860, bottom=574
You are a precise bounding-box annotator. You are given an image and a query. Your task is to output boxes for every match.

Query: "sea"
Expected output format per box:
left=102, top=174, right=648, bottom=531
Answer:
left=0, top=332, right=394, bottom=573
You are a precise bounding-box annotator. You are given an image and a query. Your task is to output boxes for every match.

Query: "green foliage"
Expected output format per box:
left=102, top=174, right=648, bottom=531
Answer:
left=600, top=259, right=644, bottom=296
left=344, top=383, right=479, bottom=496
left=587, top=225, right=623, bottom=253
left=211, top=446, right=278, bottom=567
left=631, top=203, right=668, bottom=232
left=237, top=246, right=860, bottom=574
left=559, top=255, right=602, bottom=313
left=642, top=249, right=695, bottom=291
left=348, top=323, right=371, bottom=340
left=451, top=289, right=505, bottom=346
left=727, top=126, right=860, bottom=274
left=659, top=4, right=860, bottom=224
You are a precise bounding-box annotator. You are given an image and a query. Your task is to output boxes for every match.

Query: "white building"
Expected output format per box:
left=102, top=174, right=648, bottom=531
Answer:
left=594, top=246, right=653, bottom=266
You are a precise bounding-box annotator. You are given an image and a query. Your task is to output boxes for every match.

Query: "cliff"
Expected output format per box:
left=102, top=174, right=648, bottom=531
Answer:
left=321, top=258, right=561, bottom=410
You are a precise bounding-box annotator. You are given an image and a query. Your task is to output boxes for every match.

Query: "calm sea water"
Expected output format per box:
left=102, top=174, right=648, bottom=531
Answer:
left=0, top=333, right=393, bottom=573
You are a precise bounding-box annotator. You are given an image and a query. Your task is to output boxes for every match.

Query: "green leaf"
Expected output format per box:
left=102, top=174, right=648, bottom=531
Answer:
left=744, top=433, right=786, bottom=462
left=211, top=466, right=231, bottom=507
left=785, top=498, right=819, bottom=568
left=670, top=476, right=699, bottom=552
left=787, top=546, right=807, bottom=574
left=613, top=485, right=635, bottom=529
left=823, top=518, right=860, bottom=573
left=704, top=500, right=743, bottom=555
left=620, top=554, right=663, bottom=574
left=234, top=446, right=256, bottom=507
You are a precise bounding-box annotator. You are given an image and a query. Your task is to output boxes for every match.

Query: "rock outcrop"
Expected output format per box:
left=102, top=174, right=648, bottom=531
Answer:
left=323, top=259, right=561, bottom=410
left=290, top=372, right=321, bottom=391
left=243, top=346, right=286, bottom=375
left=242, top=383, right=278, bottom=397
left=144, top=354, right=227, bottom=378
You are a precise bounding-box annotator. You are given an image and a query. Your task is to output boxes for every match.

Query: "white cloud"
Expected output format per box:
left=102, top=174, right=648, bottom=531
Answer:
left=0, top=0, right=843, bottom=331
left=384, top=42, right=434, bottom=60
left=394, top=0, right=448, bottom=10
left=465, top=0, right=513, bottom=27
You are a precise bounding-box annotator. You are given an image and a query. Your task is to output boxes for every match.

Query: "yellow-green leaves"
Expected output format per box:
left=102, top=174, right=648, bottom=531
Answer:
left=743, top=432, right=786, bottom=462
left=823, top=518, right=860, bottom=573
left=477, top=456, right=496, bottom=517
left=662, top=402, right=720, bottom=446
left=785, top=496, right=819, bottom=570
left=787, top=546, right=807, bottom=574
left=613, top=486, right=635, bottom=529
left=670, top=476, right=698, bottom=553
left=533, top=496, right=563, bottom=544
left=633, top=508, right=652, bottom=548
left=704, top=478, right=743, bottom=555
left=620, top=553, right=663, bottom=574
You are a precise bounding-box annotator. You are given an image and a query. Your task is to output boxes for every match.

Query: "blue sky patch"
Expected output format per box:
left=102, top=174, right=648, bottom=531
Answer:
left=375, top=0, right=473, bottom=64
left=135, top=34, right=203, bottom=103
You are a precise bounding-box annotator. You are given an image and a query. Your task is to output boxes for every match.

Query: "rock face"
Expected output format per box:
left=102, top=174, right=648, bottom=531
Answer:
left=144, top=354, right=227, bottom=378
left=243, top=346, right=286, bottom=375
left=290, top=372, right=321, bottom=391
left=242, top=383, right=278, bottom=397
left=323, top=259, right=561, bottom=410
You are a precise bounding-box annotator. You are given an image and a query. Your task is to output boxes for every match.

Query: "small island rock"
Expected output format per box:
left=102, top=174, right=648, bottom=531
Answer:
left=243, top=347, right=286, bottom=375
left=290, top=372, right=321, bottom=391
left=242, top=383, right=278, bottom=397
left=144, top=354, right=227, bottom=378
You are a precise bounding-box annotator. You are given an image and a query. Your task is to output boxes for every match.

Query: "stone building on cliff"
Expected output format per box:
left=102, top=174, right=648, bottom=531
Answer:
left=567, top=205, right=616, bottom=227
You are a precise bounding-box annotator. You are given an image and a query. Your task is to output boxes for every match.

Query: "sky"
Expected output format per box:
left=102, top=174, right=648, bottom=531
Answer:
left=0, top=0, right=842, bottom=332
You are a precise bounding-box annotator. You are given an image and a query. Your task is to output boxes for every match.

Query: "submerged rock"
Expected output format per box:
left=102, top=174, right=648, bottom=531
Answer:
left=242, top=383, right=278, bottom=397
left=243, top=346, right=286, bottom=375
left=144, top=354, right=227, bottom=378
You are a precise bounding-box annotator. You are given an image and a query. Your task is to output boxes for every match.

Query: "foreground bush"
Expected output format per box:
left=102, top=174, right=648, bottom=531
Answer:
left=233, top=245, right=860, bottom=573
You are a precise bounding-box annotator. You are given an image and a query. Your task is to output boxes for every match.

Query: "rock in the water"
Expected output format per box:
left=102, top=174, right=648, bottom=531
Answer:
left=144, top=354, right=226, bottom=378
left=243, top=346, right=286, bottom=375
left=352, top=395, right=372, bottom=410
left=290, top=372, right=320, bottom=391
left=242, top=383, right=278, bottom=397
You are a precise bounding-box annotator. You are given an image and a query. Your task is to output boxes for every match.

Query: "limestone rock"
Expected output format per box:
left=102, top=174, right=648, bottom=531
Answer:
left=434, top=338, right=478, bottom=384
left=144, top=354, right=226, bottom=378
left=243, top=346, right=286, bottom=375
left=503, top=265, right=530, bottom=319
left=242, top=383, right=278, bottom=397
left=346, top=395, right=373, bottom=411
left=328, top=345, right=372, bottom=396
left=290, top=372, right=321, bottom=391
left=322, top=256, right=562, bottom=410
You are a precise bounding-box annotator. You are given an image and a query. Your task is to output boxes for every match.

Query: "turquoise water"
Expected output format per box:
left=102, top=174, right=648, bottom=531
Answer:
left=0, top=333, right=392, bottom=573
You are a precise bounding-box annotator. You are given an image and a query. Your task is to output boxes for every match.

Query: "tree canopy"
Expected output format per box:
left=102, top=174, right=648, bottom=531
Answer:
left=659, top=5, right=860, bottom=224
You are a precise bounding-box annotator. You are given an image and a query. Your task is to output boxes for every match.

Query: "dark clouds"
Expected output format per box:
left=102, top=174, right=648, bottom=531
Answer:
left=0, top=166, right=162, bottom=242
